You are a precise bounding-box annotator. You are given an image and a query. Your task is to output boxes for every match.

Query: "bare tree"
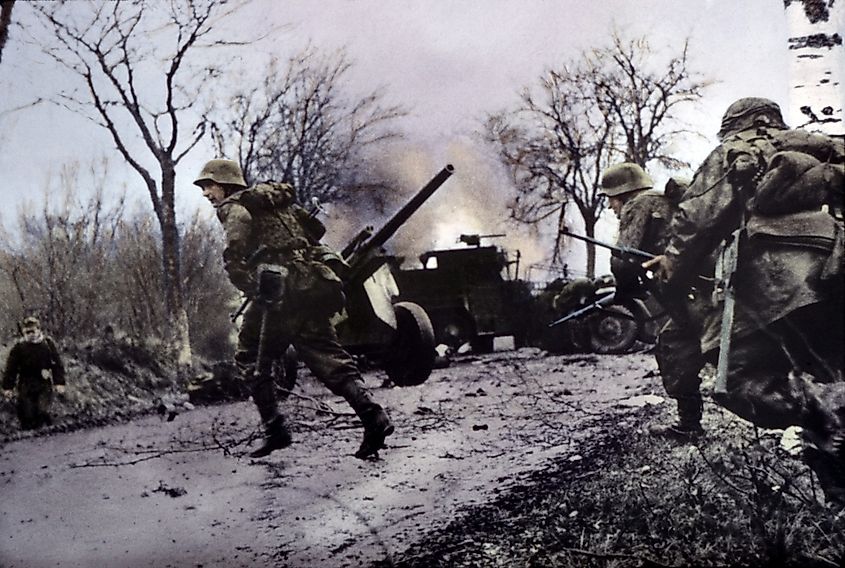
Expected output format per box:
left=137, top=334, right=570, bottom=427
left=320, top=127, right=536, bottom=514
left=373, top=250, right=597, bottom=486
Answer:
left=29, top=0, right=249, bottom=365
left=0, top=160, right=125, bottom=339
left=485, top=33, right=708, bottom=277
left=0, top=166, right=234, bottom=358
left=784, top=0, right=844, bottom=135
left=211, top=45, right=406, bottom=205
left=0, top=0, right=13, bottom=65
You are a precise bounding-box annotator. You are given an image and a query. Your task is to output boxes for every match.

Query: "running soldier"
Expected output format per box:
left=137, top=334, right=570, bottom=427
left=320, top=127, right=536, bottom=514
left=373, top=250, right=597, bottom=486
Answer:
left=2, top=316, right=66, bottom=430
left=646, top=97, right=845, bottom=503
left=195, top=159, right=394, bottom=459
left=601, top=163, right=709, bottom=441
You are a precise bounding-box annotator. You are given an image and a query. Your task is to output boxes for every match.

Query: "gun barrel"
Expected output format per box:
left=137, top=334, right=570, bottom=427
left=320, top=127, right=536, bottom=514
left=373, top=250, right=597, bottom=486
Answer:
left=368, top=164, right=454, bottom=252
left=344, top=164, right=454, bottom=265
left=548, top=294, right=615, bottom=327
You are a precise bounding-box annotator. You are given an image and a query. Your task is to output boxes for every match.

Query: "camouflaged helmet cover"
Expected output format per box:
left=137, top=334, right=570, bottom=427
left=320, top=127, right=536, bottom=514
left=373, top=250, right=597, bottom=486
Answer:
left=194, top=159, right=247, bottom=189
left=600, top=162, right=653, bottom=197
left=718, top=97, right=787, bottom=139
left=21, top=316, right=40, bottom=329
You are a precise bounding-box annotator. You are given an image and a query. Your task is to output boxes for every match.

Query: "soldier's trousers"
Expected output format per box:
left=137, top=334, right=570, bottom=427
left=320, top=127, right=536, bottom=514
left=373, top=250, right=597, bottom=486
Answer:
left=713, top=303, right=845, bottom=502
left=656, top=316, right=706, bottom=401
left=236, top=303, right=378, bottom=424
left=715, top=303, right=843, bottom=431
left=16, top=379, right=54, bottom=430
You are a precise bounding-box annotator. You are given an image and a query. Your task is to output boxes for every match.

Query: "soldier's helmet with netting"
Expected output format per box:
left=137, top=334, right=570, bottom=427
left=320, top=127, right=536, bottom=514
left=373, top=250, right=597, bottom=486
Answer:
left=193, top=159, right=247, bottom=190
left=600, top=162, right=653, bottom=197
left=718, top=97, right=787, bottom=139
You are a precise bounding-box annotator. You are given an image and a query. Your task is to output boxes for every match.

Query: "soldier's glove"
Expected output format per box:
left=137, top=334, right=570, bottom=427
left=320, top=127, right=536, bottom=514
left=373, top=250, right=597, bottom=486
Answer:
left=642, top=254, right=672, bottom=284
left=256, top=264, right=288, bottom=305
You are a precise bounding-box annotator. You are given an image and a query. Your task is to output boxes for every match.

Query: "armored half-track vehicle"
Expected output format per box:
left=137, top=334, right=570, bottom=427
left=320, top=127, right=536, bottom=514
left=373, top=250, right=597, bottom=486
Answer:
left=392, top=234, right=533, bottom=353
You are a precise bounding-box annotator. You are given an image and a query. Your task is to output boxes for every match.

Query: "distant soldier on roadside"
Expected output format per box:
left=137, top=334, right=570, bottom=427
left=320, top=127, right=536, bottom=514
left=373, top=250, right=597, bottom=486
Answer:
left=600, top=163, right=710, bottom=441
left=2, top=316, right=66, bottom=430
left=195, top=159, right=394, bottom=459
left=645, top=97, right=845, bottom=503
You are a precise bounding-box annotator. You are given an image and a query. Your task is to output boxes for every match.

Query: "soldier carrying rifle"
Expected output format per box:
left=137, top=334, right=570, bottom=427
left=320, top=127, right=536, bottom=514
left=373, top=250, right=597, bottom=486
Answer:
left=599, top=162, right=713, bottom=442
left=195, top=159, right=394, bottom=460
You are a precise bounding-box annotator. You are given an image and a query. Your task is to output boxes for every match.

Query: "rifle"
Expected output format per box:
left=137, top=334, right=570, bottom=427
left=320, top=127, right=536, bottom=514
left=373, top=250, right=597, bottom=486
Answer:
left=555, top=231, right=684, bottom=329
left=561, top=230, right=656, bottom=263
left=547, top=232, right=654, bottom=330
left=714, top=226, right=743, bottom=395
left=253, top=264, right=288, bottom=384
left=548, top=293, right=616, bottom=328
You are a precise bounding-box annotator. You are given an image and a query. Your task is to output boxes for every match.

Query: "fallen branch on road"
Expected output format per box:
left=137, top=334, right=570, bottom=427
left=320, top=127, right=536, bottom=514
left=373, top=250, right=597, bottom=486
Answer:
left=69, top=417, right=260, bottom=467
left=278, top=389, right=356, bottom=419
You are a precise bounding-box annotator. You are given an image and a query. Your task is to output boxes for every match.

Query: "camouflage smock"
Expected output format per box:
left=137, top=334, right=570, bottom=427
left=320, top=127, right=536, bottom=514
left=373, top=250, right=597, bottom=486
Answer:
left=215, top=182, right=343, bottom=311
left=665, top=126, right=844, bottom=352
left=611, top=191, right=672, bottom=297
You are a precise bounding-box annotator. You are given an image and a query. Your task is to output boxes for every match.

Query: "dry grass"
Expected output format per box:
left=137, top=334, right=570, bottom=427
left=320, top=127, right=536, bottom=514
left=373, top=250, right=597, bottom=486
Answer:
left=389, top=405, right=845, bottom=568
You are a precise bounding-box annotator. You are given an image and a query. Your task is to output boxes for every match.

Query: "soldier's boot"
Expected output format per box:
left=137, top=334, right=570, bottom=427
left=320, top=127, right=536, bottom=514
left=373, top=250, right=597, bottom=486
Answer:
left=353, top=403, right=394, bottom=459
left=648, top=396, right=704, bottom=442
left=803, top=444, right=845, bottom=508
left=248, top=372, right=293, bottom=458
left=249, top=416, right=293, bottom=458
left=336, top=378, right=394, bottom=458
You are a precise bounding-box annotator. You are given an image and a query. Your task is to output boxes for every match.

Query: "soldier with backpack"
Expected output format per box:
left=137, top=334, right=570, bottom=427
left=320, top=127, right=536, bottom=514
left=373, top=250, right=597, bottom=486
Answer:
left=646, top=97, right=845, bottom=503
left=195, top=159, right=394, bottom=459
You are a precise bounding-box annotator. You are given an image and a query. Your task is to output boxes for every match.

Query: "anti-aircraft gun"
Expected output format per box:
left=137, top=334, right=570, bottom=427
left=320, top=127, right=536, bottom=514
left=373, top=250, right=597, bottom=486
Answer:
left=334, top=164, right=455, bottom=386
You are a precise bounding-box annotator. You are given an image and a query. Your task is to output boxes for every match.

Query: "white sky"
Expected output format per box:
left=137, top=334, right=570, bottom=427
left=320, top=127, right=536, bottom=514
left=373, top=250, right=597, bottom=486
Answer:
left=0, top=0, right=791, bottom=277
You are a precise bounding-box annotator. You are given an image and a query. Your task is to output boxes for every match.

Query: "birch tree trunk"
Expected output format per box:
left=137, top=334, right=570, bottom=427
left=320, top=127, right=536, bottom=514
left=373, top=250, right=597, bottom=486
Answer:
left=784, top=0, right=844, bottom=135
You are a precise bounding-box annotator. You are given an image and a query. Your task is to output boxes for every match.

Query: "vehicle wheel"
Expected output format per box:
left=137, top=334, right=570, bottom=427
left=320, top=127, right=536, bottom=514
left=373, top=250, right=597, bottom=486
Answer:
left=586, top=305, right=639, bottom=354
left=626, top=298, right=661, bottom=344
left=439, top=311, right=474, bottom=350
left=273, top=346, right=298, bottom=400
left=385, top=302, right=436, bottom=386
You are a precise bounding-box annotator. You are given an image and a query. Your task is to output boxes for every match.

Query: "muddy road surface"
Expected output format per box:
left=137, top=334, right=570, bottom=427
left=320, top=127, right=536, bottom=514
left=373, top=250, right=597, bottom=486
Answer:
left=1, top=349, right=660, bottom=567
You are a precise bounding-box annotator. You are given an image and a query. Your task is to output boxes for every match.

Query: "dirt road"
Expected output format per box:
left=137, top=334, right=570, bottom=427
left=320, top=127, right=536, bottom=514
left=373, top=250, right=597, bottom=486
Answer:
left=0, top=349, right=660, bottom=567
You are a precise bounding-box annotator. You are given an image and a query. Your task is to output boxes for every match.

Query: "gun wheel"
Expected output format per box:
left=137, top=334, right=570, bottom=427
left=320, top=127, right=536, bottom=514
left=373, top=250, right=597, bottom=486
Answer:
left=586, top=305, right=639, bottom=354
left=385, top=302, right=436, bottom=387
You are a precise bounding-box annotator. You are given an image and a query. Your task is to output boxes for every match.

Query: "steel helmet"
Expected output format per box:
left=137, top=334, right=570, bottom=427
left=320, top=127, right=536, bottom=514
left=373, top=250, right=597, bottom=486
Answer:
left=193, top=159, right=247, bottom=189
left=718, top=97, right=787, bottom=139
left=600, top=163, right=653, bottom=197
